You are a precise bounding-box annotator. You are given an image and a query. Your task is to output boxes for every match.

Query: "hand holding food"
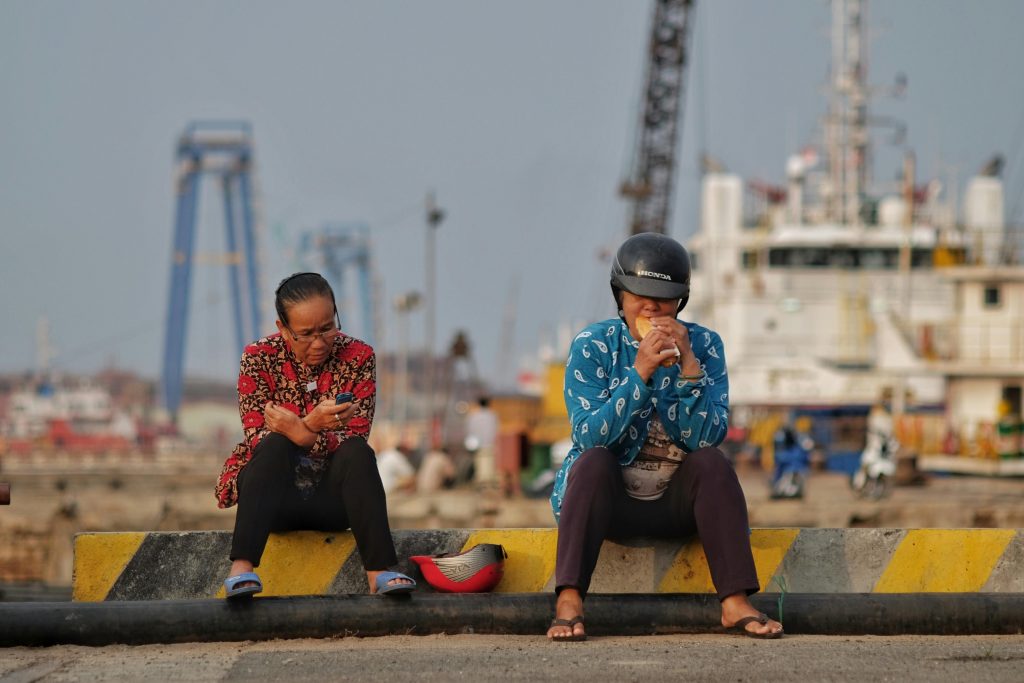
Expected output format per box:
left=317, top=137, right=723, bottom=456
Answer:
left=636, top=317, right=679, bottom=367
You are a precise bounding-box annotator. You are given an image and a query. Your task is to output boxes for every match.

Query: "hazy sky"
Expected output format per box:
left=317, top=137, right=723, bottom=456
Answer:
left=2, top=1, right=1023, bottom=391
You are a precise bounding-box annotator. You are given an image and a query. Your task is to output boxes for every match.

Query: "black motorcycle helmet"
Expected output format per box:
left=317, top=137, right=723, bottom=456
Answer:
left=610, top=233, right=691, bottom=314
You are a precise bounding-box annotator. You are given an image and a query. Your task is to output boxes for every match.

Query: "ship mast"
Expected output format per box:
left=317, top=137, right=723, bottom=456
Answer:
left=36, top=316, right=55, bottom=381
left=825, top=0, right=870, bottom=226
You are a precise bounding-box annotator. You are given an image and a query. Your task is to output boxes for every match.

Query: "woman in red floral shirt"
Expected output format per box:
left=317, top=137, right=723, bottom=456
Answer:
left=217, top=272, right=415, bottom=598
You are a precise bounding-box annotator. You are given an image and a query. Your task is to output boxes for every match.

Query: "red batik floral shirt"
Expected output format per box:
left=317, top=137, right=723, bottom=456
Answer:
left=215, top=331, right=376, bottom=508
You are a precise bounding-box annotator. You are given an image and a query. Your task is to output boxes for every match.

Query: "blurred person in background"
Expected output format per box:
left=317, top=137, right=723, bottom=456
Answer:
left=465, top=396, right=499, bottom=491
left=852, top=395, right=899, bottom=499
left=417, top=446, right=457, bottom=493
left=216, top=272, right=415, bottom=599
left=375, top=438, right=416, bottom=494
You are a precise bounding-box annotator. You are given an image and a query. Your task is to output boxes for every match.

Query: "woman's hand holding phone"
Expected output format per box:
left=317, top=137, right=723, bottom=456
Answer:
left=303, top=393, right=356, bottom=433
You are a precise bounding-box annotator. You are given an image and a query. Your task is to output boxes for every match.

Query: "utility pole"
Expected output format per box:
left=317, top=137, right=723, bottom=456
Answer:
left=425, top=192, right=445, bottom=447
left=394, top=291, right=421, bottom=426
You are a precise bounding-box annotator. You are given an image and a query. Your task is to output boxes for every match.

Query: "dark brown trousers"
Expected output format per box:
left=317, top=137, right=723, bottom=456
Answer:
left=230, top=433, right=398, bottom=570
left=555, top=446, right=760, bottom=600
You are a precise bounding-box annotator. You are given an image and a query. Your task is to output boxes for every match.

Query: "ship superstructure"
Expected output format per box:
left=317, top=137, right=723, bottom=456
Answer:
left=686, top=0, right=1023, bottom=468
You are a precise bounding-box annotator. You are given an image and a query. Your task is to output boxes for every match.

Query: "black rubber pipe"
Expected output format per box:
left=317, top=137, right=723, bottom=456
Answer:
left=1, top=593, right=1022, bottom=646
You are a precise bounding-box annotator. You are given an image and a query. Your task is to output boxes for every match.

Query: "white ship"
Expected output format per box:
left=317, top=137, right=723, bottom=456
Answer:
left=686, top=0, right=1024, bottom=472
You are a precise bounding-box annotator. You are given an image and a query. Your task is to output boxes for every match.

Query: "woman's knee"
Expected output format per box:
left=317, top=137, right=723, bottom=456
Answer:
left=685, top=447, right=738, bottom=484
left=243, top=434, right=295, bottom=478
left=254, top=432, right=294, bottom=454
left=330, top=437, right=378, bottom=478
left=566, top=447, right=618, bottom=490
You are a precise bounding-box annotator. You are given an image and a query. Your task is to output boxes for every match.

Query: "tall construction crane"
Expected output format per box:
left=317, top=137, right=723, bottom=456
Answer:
left=298, top=223, right=376, bottom=347
left=619, top=0, right=695, bottom=235
left=162, top=121, right=262, bottom=422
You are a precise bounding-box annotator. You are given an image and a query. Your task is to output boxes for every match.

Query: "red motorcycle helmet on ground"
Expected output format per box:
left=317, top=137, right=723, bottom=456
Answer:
left=410, top=543, right=507, bottom=593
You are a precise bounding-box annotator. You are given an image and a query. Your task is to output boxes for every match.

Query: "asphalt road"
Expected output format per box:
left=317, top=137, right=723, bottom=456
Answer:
left=4, top=634, right=1024, bottom=682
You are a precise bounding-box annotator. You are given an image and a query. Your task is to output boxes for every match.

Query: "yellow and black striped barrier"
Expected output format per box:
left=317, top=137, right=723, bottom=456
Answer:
left=73, top=528, right=1024, bottom=602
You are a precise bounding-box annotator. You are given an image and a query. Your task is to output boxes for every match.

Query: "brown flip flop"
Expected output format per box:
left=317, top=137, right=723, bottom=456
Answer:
left=724, top=612, right=784, bottom=639
left=548, top=616, right=587, bottom=642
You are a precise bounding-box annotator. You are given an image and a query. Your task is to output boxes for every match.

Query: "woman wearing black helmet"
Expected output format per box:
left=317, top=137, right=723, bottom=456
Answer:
left=547, top=233, right=783, bottom=641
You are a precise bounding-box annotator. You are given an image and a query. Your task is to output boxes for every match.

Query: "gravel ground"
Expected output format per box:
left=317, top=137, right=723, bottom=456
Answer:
left=3, top=634, right=1024, bottom=682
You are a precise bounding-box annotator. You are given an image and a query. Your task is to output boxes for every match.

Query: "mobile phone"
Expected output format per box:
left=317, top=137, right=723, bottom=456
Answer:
left=335, top=392, right=354, bottom=405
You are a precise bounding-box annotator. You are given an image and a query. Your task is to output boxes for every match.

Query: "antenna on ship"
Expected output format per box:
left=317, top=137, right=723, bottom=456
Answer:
left=35, top=316, right=56, bottom=393
left=824, top=0, right=907, bottom=227
left=36, top=317, right=54, bottom=376
left=824, top=0, right=869, bottom=226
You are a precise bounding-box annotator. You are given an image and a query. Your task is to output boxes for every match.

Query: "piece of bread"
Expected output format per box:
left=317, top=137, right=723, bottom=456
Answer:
left=635, top=317, right=676, bottom=366
left=636, top=316, right=654, bottom=339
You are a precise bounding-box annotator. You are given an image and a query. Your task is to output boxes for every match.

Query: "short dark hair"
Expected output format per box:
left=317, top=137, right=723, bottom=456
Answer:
left=274, top=272, right=336, bottom=325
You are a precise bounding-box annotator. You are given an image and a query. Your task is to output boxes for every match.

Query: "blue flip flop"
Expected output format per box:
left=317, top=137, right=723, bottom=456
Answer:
left=224, top=572, right=263, bottom=599
left=375, top=571, right=416, bottom=596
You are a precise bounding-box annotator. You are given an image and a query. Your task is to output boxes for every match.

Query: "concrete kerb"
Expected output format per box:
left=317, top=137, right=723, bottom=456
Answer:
left=73, top=528, right=1024, bottom=602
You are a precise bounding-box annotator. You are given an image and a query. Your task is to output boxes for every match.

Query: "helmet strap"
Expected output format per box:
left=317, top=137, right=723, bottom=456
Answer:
left=610, top=285, right=625, bottom=319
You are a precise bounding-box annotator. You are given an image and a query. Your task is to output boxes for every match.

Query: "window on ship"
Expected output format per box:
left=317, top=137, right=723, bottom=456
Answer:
left=766, top=247, right=934, bottom=270
left=983, top=285, right=1001, bottom=308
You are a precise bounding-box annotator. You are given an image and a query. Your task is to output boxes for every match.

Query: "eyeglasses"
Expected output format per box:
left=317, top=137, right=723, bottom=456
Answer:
left=286, top=314, right=341, bottom=344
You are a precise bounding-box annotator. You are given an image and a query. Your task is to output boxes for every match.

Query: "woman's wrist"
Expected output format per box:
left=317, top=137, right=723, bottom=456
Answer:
left=301, top=414, right=320, bottom=434
left=291, top=423, right=317, bottom=449
left=634, top=361, right=655, bottom=384
left=679, top=354, right=701, bottom=377
left=678, top=356, right=703, bottom=382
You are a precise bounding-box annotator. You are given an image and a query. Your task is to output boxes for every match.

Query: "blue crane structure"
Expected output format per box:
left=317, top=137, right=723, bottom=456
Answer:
left=162, top=121, right=263, bottom=421
left=297, top=223, right=376, bottom=347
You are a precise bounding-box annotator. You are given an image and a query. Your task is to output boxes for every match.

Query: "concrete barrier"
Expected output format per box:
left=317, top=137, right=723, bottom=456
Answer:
left=73, top=528, right=1024, bottom=602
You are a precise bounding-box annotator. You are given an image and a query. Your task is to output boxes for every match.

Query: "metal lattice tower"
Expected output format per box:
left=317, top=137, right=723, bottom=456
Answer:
left=620, top=0, right=695, bottom=235
left=825, top=0, right=870, bottom=225
left=162, top=121, right=262, bottom=421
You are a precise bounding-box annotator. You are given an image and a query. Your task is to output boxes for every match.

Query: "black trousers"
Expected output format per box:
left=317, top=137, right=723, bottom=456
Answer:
left=555, top=446, right=760, bottom=601
left=230, top=433, right=398, bottom=570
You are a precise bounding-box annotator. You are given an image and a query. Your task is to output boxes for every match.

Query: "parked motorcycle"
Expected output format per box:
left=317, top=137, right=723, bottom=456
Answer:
left=851, top=431, right=898, bottom=500
left=771, top=426, right=812, bottom=500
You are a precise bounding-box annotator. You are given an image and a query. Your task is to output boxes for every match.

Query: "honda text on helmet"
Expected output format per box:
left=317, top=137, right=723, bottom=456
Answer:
left=610, top=232, right=692, bottom=314
left=410, top=543, right=507, bottom=593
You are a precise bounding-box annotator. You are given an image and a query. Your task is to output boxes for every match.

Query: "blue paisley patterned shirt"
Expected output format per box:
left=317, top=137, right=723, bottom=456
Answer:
left=549, top=317, right=729, bottom=521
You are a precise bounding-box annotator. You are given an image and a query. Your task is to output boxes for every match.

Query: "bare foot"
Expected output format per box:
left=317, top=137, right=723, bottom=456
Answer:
left=720, top=593, right=783, bottom=637
left=227, top=559, right=259, bottom=590
left=547, top=588, right=586, bottom=641
left=366, top=569, right=414, bottom=594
